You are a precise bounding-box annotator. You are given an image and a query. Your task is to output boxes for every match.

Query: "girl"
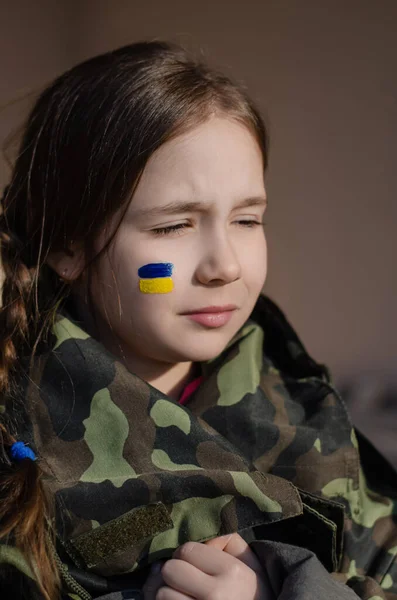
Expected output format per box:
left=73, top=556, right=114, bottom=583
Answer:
left=0, top=41, right=396, bottom=600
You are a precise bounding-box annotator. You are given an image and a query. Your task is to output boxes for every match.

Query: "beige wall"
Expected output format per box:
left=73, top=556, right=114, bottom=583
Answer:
left=0, top=2, right=72, bottom=184
left=1, top=0, right=397, bottom=387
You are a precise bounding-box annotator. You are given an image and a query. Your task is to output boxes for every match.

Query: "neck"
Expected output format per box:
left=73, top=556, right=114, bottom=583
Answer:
left=71, top=296, right=195, bottom=400
left=140, top=360, right=196, bottom=400
left=108, top=342, right=195, bottom=400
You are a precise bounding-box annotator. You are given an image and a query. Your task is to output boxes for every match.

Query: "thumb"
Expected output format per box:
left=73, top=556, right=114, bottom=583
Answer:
left=205, top=533, right=263, bottom=574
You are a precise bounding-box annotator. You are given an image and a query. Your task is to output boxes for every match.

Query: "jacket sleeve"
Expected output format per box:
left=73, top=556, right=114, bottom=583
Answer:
left=251, top=540, right=360, bottom=599
left=345, top=575, right=397, bottom=600
left=250, top=538, right=397, bottom=600
left=0, top=544, right=46, bottom=599
left=0, top=544, right=90, bottom=600
left=248, top=430, right=397, bottom=599
left=338, top=431, right=397, bottom=599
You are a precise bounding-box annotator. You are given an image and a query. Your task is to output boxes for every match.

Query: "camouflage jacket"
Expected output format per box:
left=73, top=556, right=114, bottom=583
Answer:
left=1, top=295, right=397, bottom=599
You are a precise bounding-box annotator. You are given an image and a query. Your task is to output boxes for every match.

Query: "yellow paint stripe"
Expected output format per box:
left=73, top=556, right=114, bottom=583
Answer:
left=139, top=277, right=173, bottom=294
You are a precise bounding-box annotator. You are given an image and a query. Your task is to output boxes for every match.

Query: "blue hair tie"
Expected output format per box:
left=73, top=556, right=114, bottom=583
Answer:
left=10, top=441, right=37, bottom=462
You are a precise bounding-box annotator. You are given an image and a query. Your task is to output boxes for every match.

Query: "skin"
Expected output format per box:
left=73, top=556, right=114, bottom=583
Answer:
left=49, top=116, right=269, bottom=597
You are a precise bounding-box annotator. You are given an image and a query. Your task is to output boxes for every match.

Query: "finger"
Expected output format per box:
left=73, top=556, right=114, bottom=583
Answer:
left=157, top=586, right=194, bottom=600
left=173, top=541, right=240, bottom=576
left=161, top=558, right=211, bottom=599
left=204, top=533, right=233, bottom=552
left=206, top=536, right=275, bottom=600
left=204, top=534, right=233, bottom=551
left=206, top=533, right=263, bottom=574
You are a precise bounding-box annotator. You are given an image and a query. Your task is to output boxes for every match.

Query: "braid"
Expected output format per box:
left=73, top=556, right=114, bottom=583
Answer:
left=0, top=184, right=66, bottom=397
left=0, top=208, right=36, bottom=396
left=0, top=422, right=60, bottom=600
left=0, top=188, right=61, bottom=599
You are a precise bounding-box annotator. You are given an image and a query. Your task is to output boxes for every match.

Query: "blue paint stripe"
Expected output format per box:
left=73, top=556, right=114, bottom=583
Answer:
left=138, top=262, right=174, bottom=278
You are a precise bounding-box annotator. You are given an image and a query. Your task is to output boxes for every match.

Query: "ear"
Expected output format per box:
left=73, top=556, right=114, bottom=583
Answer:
left=46, top=244, right=86, bottom=282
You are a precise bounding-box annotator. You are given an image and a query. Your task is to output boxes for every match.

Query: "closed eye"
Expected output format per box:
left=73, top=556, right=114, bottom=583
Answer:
left=151, top=223, right=190, bottom=236
left=235, top=220, right=263, bottom=228
left=151, top=220, right=264, bottom=236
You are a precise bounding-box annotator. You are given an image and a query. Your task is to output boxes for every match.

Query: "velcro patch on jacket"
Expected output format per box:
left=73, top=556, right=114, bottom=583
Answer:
left=66, top=502, right=173, bottom=569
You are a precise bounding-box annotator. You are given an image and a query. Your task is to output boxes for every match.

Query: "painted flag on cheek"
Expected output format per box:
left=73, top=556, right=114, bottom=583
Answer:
left=138, top=262, right=174, bottom=294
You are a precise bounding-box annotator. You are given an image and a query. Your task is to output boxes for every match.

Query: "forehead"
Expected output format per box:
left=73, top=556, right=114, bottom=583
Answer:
left=130, top=116, right=265, bottom=211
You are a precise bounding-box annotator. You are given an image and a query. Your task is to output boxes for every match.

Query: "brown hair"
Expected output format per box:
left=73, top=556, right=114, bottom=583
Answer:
left=0, top=41, right=268, bottom=598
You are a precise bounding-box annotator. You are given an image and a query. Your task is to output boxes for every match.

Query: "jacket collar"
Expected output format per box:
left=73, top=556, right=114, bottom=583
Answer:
left=19, top=295, right=343, bottom=576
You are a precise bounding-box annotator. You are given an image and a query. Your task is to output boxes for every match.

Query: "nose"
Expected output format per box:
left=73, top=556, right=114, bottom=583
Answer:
left=195, top=230, right=241, bottom=286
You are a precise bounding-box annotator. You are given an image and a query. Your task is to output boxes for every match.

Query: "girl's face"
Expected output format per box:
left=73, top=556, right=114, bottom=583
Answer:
left=90, top=116, right=267, bottom=365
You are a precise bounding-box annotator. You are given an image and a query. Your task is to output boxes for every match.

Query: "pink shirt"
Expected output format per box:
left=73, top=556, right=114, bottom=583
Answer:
left=178, top=375, right=204, bottom=405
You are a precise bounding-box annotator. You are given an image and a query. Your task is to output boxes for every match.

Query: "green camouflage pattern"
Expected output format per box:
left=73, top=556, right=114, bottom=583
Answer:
left=1, top=295, right=397, bottom=599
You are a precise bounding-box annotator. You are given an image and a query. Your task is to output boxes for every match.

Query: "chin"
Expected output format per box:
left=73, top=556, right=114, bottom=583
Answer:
left=173, top=337, right=234, bottom=363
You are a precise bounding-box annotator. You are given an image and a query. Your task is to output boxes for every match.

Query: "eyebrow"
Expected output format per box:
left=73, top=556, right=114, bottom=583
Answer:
left=130, top=196, right=268, bottom=219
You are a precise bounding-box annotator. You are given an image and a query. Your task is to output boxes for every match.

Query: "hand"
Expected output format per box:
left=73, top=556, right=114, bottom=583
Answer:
left=143, top=533, right=273, bottom=600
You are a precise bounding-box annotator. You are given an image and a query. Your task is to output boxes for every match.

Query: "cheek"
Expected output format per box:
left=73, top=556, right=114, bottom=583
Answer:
left=242, top=236, right=267, bottom=288
left=137, top=262, right=175, bottom=295
left=92, top=249, right=141, bottom=312
left=90, top=244, right=180, bottom=329
left=133, top=252, right=192, bottom=300
left=121, top=260, right=182, bottom=320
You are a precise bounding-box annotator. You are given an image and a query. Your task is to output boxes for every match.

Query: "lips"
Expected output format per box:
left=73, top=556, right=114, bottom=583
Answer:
left=182, top=305, right=238, bottom=315
left=181, top=305, right=237, bottom=328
